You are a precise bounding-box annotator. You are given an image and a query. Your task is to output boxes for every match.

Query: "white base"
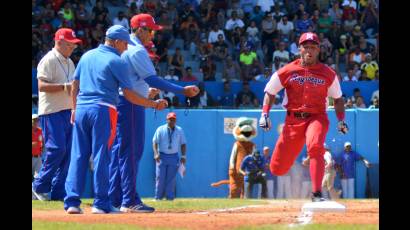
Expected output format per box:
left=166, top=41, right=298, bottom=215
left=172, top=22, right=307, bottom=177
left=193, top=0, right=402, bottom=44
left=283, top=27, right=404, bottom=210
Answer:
left=302, top=201, right=346, bottom=213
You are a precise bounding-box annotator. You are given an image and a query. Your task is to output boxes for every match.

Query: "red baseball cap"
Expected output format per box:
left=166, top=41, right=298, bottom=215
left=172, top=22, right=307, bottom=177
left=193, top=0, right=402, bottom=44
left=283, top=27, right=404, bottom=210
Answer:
left=54, top=28, right=82, bottom=44
left=167, top=112, right=177, bottom=120
left=298, top=32, right=320, bottom=46
left=130, top=14, right=163, bottom=30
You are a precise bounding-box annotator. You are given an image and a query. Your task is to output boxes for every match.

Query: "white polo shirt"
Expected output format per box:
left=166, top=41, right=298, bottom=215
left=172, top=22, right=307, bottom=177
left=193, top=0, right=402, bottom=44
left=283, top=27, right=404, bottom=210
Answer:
left=37, top=48, right=74, bottom=115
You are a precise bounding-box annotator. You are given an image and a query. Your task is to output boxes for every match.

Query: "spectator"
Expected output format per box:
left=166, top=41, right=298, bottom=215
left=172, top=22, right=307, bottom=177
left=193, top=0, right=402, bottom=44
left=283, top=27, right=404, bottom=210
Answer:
left=168, top=48, right=185, bottom=78
left=357, top=35, right=375, bottom=54
left=41, top=2, right=55, bottom=21
left=345, top=98, right=354, bottom=109
left=227, top=1, right=245, bottom=19
left=360, top=53, right=379, bottom=80
left=201, top=56, right=217, bottom=81
left=317, top=10, right=333, bottom=35
left=218, top=81, right=236, bottom=107
left=289, top=36, right=300, bottom=58
left=262, top=146, right=275, bottom=198
left=236, top=81, right=259, bottom=107
left=276, top=170, right=291, bottom=199
left=272, top=4, right=285, bottom=22
left=296, top=12, right=314, bottom=34
left=343, top=68, right=358, bottom=81
left=75, top=3, right=91, bottom=29
left=371, top=89, right=379, bottom=102
left=225, top=11, right=245, bottom=39
left=271, top=56, right=282, bottom=73
left=360, top=1, right=379, bottom=37
left=358, top=69, right=371, bottom=81
left=180, top=15, right=200, bottom=47
left=158, top=11, right=175, bottom=47
left=223, top=56, right=242, bottom=82
left=343, top=13, right=358, bottom=34
left=212, top=34, right=229, bottom=62
left=208, top=24, right=226, bottom=44
left=322, top=143, right=342, bottom=200
left=179, top=3, right=198, bottom=25
left=348, top=47, right=366, bottom=65
left=164, top=68, right=179, bottom=81
left=91, top=23, right=105, bottom=47
left=257, top=0, right=275, bottom=13
left=328, top=21, right=342, bottom=47
left=249, top=5, right=265, bottom=25
left=60, top=2, right=75, bottom=26
left=342, top=2, right=357, bottom=21
left=342, top=0, right=358, bottom=10
left=249, top=59, right=265, bottom=81
left=32, top=114, right=43, bottom=181
left=352, top=63, right=362, bottom=79
left=328, top=2, right=343, bottom=25
left=239, top=45, right=258, bottom=81
left=231, top=27, right=245, bottom=54
left=350, top=88, right=362, bottom=103
left=261, top=12, right=277, bottom=47
left=113, top=11, right=129, bottom=30
left=335, top=34, right=351, bottom=67
left=181, top=67, right=198, bottom=82
left=189, top=82, right=216, bottom=108
left=335, top=142, right=371, bottom=199
left=255, top=67, right=272, bottom=81
left=240, top=150, right=268, bottom=199
left=320, top=33, right=333, bottom=57
left=153, top=32, right=169, bottom=76
left=368, top=97, right=379, bottom=109
left=354, top=96, right=366, bottom=108
left=246, top=21, right=261, bottom=48
left=277, top=15, right=295, bottom=41
left=217, top=9, right=226, bottom=30
left=240, top=0, right=256, bottom=14
left=273, top=42, right=290, bottom=68
left=92, top=0, right=109, bottom=21
left=351, top=25, right=365, bottom=44
left=51, top=11, right=65, bottom=31
left=153, top=112, right=187, bottom=201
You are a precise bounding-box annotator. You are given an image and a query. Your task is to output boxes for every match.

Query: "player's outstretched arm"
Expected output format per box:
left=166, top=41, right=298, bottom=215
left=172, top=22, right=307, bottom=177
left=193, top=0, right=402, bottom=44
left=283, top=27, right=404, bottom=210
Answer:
left=145, top=76, right=200, bottom=97
left=259, top=93, right=276, bottom=131
left=123, top=88, right=168, bottom=110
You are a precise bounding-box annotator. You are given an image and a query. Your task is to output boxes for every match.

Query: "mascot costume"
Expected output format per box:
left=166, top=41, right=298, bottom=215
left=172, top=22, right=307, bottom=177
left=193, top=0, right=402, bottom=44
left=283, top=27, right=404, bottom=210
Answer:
left=211, top=117, right=257, bottom=198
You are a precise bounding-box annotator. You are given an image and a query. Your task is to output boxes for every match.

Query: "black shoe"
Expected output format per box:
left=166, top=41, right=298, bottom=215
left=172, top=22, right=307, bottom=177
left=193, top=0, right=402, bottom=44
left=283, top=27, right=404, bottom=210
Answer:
left=311, top=191, right=326, bottom=202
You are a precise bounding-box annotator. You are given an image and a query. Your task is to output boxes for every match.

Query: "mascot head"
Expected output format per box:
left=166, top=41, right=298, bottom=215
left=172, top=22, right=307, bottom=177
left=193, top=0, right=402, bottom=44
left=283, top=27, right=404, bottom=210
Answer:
left=233, top=117, right=257, bottom=142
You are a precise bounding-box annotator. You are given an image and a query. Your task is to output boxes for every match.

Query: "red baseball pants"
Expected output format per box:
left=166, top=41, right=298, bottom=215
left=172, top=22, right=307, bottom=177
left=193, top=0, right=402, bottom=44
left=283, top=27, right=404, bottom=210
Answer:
left=270, top=113, right=329, bottom=193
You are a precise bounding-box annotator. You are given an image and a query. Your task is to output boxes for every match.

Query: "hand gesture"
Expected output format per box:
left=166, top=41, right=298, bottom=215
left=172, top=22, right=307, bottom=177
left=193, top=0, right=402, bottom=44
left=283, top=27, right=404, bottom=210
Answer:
left=183, top=85, right=200, bottom=97
left=259, top=113, right=272, bottom=131
left=155, top=99, right=168, bottom=110
left=154, top=154, right=160, bottom=163
left=337, top=120, right=349, bottom=134
left=148, top=87, right=160, bottom=99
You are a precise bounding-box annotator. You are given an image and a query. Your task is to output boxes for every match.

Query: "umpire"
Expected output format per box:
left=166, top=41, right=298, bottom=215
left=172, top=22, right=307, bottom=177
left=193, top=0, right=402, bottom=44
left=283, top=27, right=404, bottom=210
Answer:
left=240, top=150, right=268, bottom=199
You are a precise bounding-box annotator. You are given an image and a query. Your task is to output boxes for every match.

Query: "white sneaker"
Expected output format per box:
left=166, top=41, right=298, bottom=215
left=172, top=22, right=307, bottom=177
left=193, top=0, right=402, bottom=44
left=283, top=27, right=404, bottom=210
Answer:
left=92, top=206, right=121, bottom=214
left=66, top=206, right=83, bottom=214
left=32, top=186, right=50, bottom=201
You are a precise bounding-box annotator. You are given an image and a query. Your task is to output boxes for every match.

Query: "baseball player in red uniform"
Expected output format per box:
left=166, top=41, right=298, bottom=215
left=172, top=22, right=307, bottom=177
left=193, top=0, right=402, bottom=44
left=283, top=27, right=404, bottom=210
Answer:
left=259, top=32, right=348, bottom=202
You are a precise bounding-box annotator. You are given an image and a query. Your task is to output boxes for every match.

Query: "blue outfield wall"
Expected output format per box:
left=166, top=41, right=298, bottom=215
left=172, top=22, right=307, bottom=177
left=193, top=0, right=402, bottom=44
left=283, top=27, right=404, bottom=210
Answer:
left=82, top=108, right=378, bottom=199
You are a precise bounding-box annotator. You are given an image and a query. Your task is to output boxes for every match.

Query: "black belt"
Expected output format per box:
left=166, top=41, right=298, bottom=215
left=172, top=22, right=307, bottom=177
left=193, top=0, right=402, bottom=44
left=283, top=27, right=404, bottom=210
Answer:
left=287, top=111, right=311, bottom=119
left=32, top=155, right=41, bottom=158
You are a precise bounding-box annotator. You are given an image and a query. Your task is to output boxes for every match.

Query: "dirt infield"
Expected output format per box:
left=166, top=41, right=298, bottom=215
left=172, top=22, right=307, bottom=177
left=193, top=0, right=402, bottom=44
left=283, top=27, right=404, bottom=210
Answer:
left=32, top=200, right=378, bottom=229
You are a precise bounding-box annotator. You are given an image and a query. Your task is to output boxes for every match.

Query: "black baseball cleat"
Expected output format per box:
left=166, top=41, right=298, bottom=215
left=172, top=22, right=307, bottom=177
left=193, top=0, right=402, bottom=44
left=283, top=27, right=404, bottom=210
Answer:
left=311, top=191, right=326, bottom=202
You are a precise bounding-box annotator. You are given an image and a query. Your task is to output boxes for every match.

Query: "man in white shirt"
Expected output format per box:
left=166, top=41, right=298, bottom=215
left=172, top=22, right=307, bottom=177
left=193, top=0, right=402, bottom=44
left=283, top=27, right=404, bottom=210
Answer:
left=225, top=11, right=245, bottom=31
left=32, top=28, right=82, bottom=201
left=208, top=24, right=226, bottom=44
left=277, top=15, right=294, bottom=40
left=272, top=42, right=290, bottom=68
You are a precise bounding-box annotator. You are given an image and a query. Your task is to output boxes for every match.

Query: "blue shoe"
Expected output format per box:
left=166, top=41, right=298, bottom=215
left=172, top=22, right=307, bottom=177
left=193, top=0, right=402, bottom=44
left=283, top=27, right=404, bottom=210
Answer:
left=120, top=203, right=155, bottom=213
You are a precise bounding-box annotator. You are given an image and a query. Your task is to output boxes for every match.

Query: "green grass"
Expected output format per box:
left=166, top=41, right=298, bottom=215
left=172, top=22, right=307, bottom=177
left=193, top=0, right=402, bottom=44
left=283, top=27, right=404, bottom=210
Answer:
left=32, top=198, right=268, bottom=211
left=32, top=221, right=183, bottom=230
left=235, top=224, right=379, bottom=230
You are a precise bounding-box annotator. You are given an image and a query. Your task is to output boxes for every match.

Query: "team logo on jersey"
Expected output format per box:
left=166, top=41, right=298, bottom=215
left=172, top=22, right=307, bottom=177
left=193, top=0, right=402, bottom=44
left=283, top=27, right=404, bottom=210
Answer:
left=289, top=73, right=325, bottom=86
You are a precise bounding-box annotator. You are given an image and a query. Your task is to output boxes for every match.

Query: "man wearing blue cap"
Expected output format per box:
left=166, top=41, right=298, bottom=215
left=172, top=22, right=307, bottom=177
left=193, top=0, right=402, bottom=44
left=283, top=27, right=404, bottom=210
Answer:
left=64, top=25, right=168, bottom=214
left=108, top=14, right=199, bottom=213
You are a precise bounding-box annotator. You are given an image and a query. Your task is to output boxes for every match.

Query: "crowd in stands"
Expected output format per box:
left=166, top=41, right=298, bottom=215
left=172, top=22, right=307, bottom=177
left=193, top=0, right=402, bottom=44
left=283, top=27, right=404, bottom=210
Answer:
left=32, top=0, right=379, bottom=109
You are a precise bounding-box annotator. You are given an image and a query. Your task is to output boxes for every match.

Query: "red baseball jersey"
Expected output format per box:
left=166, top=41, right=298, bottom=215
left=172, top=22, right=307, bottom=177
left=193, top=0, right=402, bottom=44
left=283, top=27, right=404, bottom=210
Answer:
left=265, top=59, right=342, bottom=114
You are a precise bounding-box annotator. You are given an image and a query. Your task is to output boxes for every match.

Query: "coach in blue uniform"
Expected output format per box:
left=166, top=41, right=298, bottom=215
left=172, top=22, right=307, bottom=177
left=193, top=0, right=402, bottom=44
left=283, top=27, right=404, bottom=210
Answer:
left=108, top=14, right=199, bottom=213
left=240, top=150, right=268, bottom=199
left=32, top=28, right=82, bottom=201
left=64, top=25, right=168, bottom=214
